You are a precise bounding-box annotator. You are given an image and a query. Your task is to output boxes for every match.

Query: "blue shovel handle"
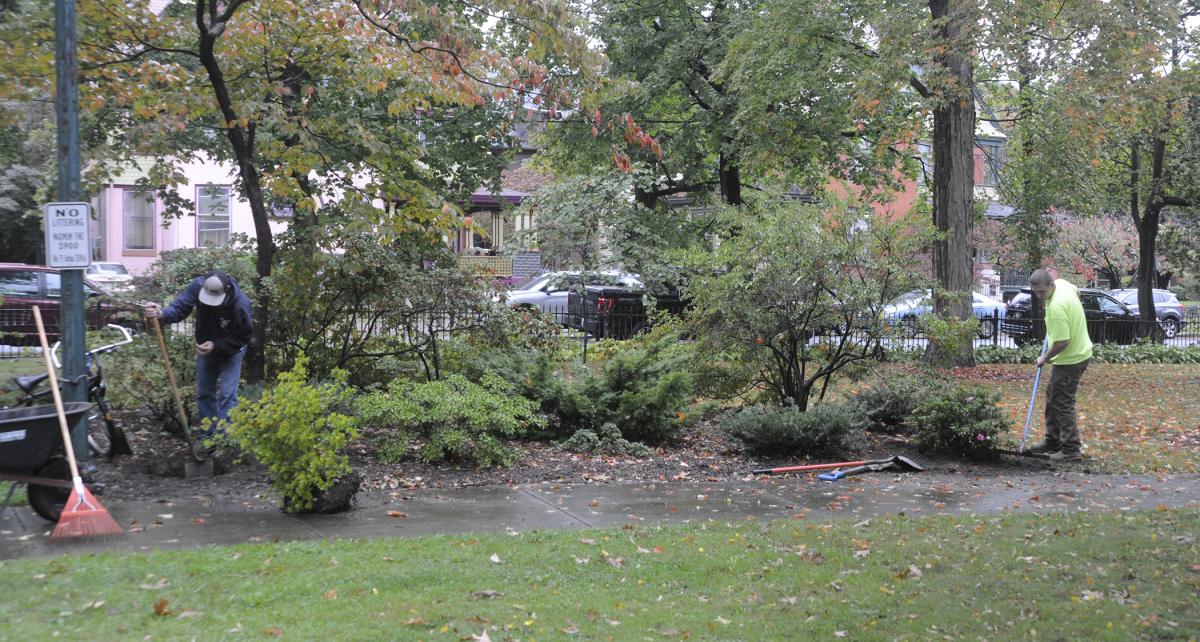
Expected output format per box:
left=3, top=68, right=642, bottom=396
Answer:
left=818, top=469, right=844, bottom=482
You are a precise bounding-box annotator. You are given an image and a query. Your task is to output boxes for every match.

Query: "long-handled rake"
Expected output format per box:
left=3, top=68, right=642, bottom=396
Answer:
left=32, top=306, right=123, bottom=540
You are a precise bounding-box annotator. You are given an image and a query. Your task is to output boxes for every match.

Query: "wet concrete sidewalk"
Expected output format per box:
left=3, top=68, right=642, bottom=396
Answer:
left=2, top=472, right=1198, bottom=560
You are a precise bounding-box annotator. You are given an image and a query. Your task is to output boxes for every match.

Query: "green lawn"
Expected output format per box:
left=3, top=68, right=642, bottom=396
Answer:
left=0, top=510, right=1196, bottom=640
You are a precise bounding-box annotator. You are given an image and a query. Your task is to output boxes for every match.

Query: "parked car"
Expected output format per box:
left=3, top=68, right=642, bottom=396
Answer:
left=883, top=289, right=1007, bottom=338
left=566, top=284, right=685, bottom=339
left=1001, top=287, right=1143, bottom=346
left=1107, top=288, right=1186, bottom=339
left=502, top=270, right=642, bottom=313
left=0, top=263, right=139, bottom=345
left=85, top=262, right=135, bottom=293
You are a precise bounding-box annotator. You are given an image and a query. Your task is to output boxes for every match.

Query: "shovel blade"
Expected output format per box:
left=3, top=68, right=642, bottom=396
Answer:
left=184, top=458, right=214, bottom=479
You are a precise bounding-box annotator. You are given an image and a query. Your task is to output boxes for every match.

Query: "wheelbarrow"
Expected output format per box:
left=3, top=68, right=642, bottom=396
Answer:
left=0, top=402, right=95, bottom=522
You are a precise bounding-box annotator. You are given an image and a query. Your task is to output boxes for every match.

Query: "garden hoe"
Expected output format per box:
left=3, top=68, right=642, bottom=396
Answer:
left=149, top=317, right=213, bottom=479
left=752, top=455, right=924, bottom=477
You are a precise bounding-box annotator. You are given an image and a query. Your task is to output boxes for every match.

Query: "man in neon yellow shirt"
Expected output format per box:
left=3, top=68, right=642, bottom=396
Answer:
left=1028, top=269, right=1093, bottom=461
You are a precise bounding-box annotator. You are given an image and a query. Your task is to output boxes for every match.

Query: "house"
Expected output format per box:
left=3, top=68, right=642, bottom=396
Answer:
left=89, top=124, right=548, bottom=277
left=89, top=156, right=289, bottom=276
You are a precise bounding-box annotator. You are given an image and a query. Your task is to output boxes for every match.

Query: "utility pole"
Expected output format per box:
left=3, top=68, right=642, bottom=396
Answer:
left=55, top=0, right=89, bottom=462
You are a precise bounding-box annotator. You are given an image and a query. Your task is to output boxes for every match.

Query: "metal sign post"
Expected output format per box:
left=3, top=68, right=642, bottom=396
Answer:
left=54, top=0, right=89, bottom=462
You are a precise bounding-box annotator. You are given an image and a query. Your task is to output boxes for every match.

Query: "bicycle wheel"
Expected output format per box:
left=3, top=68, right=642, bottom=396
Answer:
left=87, top=405, right=113, bottom=458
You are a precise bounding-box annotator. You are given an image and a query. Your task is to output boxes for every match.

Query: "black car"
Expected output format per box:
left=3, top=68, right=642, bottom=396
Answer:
left=1001, top=287, right=1144, bottom=346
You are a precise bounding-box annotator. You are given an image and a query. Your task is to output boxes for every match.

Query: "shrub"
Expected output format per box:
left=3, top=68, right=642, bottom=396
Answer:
left=725, top=402, right=859, bottom=457
left=140, top=236, right=258, bottom=303
left=226, top=355, right=358, bottom=513
left=558, top=423, right=652, bottom=458
left=355, top=373, right=545, bottom=469
left=907, top=382, right=1012, bottom=458
left=851, top=376, right=942, bottom=435
left=523, top=326, right=695, bottom=444
left=973, top=343, right=1200, bottom=365
left=105, top=328, right=197, bottom=433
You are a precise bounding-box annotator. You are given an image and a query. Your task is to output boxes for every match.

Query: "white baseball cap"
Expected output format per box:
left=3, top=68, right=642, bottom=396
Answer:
left=198, top=273, right=229, bottom=306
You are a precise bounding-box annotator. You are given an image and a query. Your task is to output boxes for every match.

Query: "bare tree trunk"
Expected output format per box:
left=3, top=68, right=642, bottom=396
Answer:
left=924, top=0, right=976, bottom=367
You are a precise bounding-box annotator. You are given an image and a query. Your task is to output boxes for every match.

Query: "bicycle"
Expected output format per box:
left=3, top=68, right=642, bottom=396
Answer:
left=5, top=324, right=134, bottom=458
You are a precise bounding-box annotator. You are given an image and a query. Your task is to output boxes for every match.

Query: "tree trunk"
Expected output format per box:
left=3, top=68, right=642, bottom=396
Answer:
left=1135, top=202, right=1160, bottom=337
left=924, top=0, right=976, bottom=368
left=719, top=152, right=742, bottom=206
left=196, top=0, right=274, bottom=382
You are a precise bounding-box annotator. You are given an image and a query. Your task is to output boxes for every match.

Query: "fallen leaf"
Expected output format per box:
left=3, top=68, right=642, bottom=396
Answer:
left=470, top=590, right=504, bottom=599
left=472, top=631, right=492, bottom=642
left=579, top=538, right=597, bottom=545
left=265, top=626, right=284, bottom=636
left=854, top=549, right=870, bottom=558
left=323, top=589, right=337, bottom=600
left=191, top=517, right=205, bottom=525
left=489, top=553, right=502, bottom=564
left=178, top=609, right=201, bottom=619
left=154, top=599, right=171, bottom=617
left=835, top=631, right=848, bottom=638
left=387, top=510, right=407, bottom=518
left=139, top=577, right=169, bottom=590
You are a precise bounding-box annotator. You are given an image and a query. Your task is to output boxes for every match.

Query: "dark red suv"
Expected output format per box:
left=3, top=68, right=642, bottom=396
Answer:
left=0, top=263, right=140, bottom=345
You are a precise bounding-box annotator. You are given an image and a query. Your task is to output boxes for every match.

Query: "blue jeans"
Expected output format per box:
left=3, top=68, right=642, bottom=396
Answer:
left=195, top=347, right=245, bottom=437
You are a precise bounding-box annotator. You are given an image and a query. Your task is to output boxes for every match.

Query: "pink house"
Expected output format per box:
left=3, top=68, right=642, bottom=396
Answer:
left=90, top=156, right=288, bottom=276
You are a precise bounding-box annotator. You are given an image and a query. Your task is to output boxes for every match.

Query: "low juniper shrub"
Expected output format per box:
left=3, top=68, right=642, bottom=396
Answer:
left=850, top=375, right=942, bottom=435
left=724, top=402, right=859, bottom=457
left=356, top=373, right=545, bottom=469
left=558, top=423, right=652, bottom=458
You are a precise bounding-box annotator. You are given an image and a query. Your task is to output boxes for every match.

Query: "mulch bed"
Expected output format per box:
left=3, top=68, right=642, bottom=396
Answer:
left=93, top=408, right=1054, bottom=506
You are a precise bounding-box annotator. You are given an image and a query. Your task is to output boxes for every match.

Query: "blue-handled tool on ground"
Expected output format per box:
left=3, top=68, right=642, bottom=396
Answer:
left=817, top=460, right=914, bottom=482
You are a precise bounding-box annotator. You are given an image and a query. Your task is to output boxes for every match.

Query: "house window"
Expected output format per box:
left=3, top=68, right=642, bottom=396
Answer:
left=978, top=140, right=1003, bottom=187
left=197, top=185, right=231, bottom=247
left=122, top=189, right=155, bottom=250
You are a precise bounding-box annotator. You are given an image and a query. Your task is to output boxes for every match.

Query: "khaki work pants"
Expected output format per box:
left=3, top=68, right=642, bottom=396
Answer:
left=1043, top=359, right=1089, bottom=455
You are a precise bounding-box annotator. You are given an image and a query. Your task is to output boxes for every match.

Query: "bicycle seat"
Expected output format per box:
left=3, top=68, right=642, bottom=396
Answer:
left=14, top=373, right=50, bottom=394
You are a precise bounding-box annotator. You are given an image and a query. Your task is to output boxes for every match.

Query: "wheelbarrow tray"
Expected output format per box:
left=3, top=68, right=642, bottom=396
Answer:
left=0, top=403, right=92, bottom=474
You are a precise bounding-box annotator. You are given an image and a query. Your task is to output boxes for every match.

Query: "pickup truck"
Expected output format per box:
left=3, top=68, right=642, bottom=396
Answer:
left=566, top=284, right=686, bottom=339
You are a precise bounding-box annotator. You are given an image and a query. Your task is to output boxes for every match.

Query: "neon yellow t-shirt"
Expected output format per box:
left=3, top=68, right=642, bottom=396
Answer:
left=1045, top=279, right=1093, bottom=365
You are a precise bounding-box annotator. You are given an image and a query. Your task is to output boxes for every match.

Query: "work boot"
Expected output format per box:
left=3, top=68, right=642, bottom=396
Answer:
left=1027, top=441, right=1060, bottom=454
left=1047, top=450, right=1082, bottom=462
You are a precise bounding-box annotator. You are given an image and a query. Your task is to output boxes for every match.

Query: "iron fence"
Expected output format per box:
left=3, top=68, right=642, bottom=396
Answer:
left=5, top=304, right=1198, bottom=370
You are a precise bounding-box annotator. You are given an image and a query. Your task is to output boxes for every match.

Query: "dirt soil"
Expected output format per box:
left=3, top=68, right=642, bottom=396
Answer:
left=93, top=408, right=1064, bottom=507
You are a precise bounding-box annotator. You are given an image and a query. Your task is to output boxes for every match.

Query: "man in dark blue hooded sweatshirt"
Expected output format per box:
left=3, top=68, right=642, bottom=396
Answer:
left=144, top=270, right=253, bottom=438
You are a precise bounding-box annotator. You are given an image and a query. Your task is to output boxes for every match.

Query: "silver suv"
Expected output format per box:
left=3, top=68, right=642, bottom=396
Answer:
left=1108, top=288, right=1186, bottom=338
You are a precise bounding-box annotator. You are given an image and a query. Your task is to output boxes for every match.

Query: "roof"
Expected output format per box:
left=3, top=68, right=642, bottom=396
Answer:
left=469, top=187, right=529, bottom=207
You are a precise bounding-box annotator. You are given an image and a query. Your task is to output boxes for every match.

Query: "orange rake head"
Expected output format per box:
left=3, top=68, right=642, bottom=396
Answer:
left=51, top=479, right=123, bottom=541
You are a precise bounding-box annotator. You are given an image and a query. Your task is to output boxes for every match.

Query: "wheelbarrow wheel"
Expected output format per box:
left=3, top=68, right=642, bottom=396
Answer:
left=27, top=458, right=70, bottom=522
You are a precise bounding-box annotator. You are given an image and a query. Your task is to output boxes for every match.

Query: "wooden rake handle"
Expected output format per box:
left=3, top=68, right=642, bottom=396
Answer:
left=31, top=306, right=83, bottom=482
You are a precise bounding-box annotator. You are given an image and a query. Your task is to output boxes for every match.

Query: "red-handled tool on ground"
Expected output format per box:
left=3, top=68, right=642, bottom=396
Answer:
left=752, top=455, right=924, bottom=475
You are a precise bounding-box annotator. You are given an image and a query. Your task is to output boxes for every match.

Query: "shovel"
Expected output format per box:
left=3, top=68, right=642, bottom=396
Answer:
left=149, top=317, right=210, bottom=473
left=817, top=461, right=906, bottom=482
left=752, top=455, right=924, bottom=475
